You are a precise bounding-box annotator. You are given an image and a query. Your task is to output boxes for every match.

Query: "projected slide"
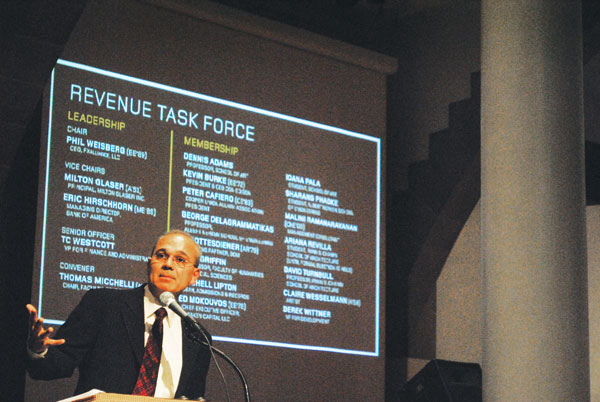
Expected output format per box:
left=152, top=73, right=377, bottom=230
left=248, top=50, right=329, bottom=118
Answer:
left=35, top=59, right=381, bottom=355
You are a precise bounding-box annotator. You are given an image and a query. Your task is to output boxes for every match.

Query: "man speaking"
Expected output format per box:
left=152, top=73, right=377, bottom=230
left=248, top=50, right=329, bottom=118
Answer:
left=26, top=230, right=211, bottom=399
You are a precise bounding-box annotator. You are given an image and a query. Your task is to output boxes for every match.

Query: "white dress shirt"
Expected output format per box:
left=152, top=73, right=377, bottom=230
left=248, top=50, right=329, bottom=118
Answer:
left=143, top=286, right=183, bottom=398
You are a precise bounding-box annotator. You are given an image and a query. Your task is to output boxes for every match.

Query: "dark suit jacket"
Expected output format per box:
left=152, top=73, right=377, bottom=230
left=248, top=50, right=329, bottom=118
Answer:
left=27, top=286, right=211, bottom=399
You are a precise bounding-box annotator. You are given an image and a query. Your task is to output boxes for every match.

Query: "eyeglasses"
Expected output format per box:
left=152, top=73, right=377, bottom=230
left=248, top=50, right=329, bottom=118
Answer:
left=151, top=250, right=194, bottom=269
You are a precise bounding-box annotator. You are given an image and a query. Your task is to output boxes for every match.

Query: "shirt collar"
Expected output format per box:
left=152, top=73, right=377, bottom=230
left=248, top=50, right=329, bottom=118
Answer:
left=143, top=284, right=178, bottom=325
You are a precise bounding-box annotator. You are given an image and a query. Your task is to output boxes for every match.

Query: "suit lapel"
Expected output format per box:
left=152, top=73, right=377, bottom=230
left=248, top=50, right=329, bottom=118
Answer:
left=120, top=285, right=146, bottom=365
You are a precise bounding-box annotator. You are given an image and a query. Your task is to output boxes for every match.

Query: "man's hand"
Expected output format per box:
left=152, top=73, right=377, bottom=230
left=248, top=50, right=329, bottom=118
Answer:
left=26, top=304, right=65, bottom=354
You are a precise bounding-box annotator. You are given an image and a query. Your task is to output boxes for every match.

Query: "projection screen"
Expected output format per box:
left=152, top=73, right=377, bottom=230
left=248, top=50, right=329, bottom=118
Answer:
left=28, top=1, right=395, bottom=401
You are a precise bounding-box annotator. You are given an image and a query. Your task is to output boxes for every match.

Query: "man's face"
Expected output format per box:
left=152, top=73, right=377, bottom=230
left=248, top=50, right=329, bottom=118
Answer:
left=147, top=232, right=201, bottom=298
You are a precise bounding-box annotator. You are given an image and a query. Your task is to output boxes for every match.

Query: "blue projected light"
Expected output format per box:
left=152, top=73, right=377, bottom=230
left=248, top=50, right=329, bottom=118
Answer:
left=57, top=59, right=379, bottom=143
left=37, top=59, right=382, bottom=356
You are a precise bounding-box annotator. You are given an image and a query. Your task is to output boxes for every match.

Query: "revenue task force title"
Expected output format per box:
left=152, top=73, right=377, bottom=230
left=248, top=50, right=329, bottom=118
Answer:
left=68, top=84, right=256, bottom=142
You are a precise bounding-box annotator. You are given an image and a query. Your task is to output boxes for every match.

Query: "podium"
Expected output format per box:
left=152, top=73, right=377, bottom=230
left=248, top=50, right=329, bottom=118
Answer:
left=70, top=394, right=189, bottom=402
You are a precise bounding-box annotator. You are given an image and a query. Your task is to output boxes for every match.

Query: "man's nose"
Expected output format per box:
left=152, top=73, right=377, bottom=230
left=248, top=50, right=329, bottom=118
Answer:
left=161, top=256, right=176, bottom=269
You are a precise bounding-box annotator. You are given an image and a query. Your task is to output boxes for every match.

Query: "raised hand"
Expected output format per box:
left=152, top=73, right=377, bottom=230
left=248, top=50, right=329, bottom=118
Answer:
left=26, top=304, right=65, bottom=354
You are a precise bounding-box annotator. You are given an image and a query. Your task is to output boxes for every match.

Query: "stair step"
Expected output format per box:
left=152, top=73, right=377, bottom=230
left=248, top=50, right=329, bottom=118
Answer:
left=407, top=160, right=449, bottom=191
left=448, top=98, right=480, bottom=132
left=429, top=123, right=479, bottom=174
left=586, top=141, right=600, bottom=204
left=470, top=71, right=481, bottom=100
left=407, top=161, right=458, bottom=212
left=391, top=190, right=439, bottom=261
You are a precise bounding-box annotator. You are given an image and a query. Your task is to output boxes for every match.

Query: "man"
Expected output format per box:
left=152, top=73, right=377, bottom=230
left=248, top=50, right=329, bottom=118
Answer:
left=26, top=230, right=211, bottom=399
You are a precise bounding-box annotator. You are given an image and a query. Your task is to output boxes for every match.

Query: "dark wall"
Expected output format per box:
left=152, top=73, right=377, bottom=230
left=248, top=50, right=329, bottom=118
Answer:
left=1, top=2, right=88, bottom=400
left=0, top=103, right=41, bottom=402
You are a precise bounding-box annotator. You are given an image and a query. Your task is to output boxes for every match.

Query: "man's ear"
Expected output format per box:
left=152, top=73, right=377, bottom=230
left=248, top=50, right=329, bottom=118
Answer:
left=189, top=267, right=201, bottom=285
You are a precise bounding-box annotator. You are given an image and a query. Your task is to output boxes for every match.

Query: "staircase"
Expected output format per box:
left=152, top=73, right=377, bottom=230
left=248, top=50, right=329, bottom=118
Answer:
left=386, top=72, right=481, bottom=359
left=387, top=72, right=600, bottom=362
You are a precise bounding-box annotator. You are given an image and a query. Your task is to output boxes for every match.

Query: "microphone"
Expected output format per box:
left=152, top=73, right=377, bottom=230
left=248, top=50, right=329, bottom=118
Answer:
left=159, top=291, right=211, bottom=345
left=161, top=292, right=251, bottom=402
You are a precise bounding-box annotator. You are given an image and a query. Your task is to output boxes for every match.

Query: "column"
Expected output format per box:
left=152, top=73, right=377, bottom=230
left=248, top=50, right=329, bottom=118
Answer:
left=481, top=1, right=589, bottom=401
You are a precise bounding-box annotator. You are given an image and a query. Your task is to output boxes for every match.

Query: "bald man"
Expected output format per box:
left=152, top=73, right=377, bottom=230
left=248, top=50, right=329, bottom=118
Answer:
left=26, top=230, right=211, bottom=399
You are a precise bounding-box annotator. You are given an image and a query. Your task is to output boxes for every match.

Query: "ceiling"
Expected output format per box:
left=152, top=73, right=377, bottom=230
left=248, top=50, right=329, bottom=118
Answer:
left=205, top=0, right=600, bottom=61
left=206, top=0, right=600, bottom=146
left=202, top=0, right=462, bottom=57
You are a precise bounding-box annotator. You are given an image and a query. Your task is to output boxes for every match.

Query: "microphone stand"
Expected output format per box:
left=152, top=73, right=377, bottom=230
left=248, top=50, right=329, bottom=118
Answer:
left=184, top=320, right=251, bottom=402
